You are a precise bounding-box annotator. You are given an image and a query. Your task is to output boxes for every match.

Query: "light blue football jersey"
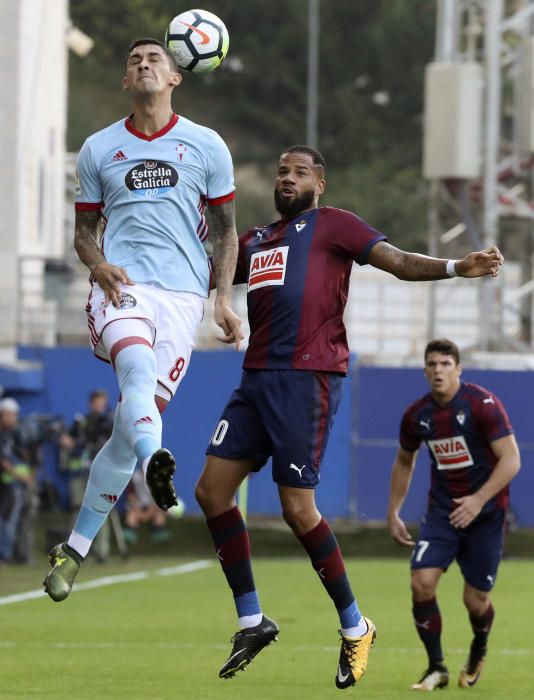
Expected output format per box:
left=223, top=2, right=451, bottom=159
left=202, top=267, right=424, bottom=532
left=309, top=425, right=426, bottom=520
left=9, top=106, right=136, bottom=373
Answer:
left=75, top=113, right=235, bottom=296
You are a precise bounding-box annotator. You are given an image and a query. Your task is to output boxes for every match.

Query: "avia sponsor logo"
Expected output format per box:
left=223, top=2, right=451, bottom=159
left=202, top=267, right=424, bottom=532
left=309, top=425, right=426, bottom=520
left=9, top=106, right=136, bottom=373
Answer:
left=248, top=246, right=289, bottom=292
left=134, top=416, right=154, bottom=426
left=428, top=435, right=474, bottom=470
left=125, top=160, right=178, bottom=197
left=100, top=493, right=118, bottom=504
left=118, top=293, right=137, bottom=309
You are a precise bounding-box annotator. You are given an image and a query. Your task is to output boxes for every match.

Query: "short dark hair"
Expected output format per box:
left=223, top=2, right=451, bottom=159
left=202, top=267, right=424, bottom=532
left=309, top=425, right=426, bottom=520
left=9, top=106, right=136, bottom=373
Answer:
left=281, top=145, right=326, bottom=172
left=424, top=338, right=460, bottom=365
left=126, top=38, right=177, bottom=71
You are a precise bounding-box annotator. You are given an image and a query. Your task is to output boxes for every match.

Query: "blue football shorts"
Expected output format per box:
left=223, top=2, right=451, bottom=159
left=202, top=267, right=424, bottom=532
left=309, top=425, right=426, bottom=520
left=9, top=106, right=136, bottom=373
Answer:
left=206, top=368, right=343, bottom=488
left=411, top=505, right=506, bottom=592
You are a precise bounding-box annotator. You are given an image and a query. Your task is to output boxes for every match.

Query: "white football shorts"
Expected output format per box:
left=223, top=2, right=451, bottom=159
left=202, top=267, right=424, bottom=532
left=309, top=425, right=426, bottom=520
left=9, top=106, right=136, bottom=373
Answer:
left=86, top=282, right=204, bottom=400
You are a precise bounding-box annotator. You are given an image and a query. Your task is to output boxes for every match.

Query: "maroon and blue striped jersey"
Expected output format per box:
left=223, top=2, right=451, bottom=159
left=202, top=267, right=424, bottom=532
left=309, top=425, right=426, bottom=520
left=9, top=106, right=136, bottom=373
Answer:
left=400, top=382, right=514, bottom=512
left=235, top=206, right=386, bottom=374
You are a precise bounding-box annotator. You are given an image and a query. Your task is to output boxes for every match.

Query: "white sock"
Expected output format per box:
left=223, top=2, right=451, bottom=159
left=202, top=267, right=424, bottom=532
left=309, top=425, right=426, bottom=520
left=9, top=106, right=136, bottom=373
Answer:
left=239, top=613, right=263, bottom=629
left=142, top=457, right=150, bottom=478
left=67, top=532, right=92, bottom=558
left=342, top=617, right=368, bottom=638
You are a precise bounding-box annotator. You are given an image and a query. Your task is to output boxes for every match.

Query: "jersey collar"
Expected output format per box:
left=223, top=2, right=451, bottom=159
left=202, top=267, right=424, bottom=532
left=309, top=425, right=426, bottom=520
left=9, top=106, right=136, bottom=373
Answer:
left=124, top=113, right=179, bottom=141
left=431, top=381, right=464, bottom=408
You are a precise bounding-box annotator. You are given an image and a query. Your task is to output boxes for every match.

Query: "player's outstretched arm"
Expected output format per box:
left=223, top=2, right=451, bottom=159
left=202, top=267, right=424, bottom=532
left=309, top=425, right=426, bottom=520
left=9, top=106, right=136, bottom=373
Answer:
left=207, top=201, right=244, bottom=349
left=368, top=241, right=503, bottom=281
left=387, top=446, right=417, bottom=547
left=449, top=434, right=521, bottom=529
left=74, top=210, right=134, bottom=308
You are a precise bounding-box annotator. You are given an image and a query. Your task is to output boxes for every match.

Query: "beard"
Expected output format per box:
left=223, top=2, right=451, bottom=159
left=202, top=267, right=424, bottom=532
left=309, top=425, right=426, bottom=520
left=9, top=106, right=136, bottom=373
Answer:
left=274, top=187, right=315, bottom=219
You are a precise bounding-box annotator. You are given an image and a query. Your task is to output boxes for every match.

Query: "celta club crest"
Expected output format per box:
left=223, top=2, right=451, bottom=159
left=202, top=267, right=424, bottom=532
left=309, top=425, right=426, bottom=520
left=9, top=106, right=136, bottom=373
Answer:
left=118, top=293, right=137, bottom=309
left=176, top=143, right=188, bottom=162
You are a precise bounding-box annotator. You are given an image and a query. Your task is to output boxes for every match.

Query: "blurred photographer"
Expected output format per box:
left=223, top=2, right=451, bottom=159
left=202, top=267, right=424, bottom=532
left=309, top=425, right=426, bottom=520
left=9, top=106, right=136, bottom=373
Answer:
left=0, top=397, right=36, bottom=563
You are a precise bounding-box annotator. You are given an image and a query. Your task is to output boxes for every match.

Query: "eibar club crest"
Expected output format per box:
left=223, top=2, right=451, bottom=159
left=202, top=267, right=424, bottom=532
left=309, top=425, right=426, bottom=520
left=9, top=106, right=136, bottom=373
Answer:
left=456, top=410, right=466, bottom=426
left=295, top=220, right=307, bottom=232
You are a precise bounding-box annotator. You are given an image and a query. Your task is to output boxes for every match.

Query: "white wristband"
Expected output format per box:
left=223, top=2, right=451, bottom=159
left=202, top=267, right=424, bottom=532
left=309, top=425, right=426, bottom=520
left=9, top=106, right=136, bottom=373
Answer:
left=446, top=259, right=458, bottom=277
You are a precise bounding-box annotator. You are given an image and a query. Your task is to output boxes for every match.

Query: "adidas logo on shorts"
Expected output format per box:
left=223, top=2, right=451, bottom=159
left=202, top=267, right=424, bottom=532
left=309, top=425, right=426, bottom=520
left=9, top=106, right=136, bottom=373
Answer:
left=134, top=416, right=154, bottom=426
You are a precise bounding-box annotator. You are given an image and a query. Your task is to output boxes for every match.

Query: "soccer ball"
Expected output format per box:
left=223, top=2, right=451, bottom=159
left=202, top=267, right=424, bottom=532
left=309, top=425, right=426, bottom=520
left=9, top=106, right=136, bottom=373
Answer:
left=165, top=9, right=229, bottom=73
left=168, top=498, right=186, bottom=519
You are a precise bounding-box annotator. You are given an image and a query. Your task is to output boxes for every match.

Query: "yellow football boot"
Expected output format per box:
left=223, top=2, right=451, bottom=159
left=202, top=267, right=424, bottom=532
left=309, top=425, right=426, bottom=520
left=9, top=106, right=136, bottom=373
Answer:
left=335, top=617, right=376, bottom=689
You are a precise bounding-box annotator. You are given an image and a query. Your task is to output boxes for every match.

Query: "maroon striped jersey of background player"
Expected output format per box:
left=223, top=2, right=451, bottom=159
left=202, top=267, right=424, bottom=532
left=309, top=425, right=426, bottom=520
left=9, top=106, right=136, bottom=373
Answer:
left=235, top=206, right=386, bottom=374
left=399, top=382, right=514, bottom=512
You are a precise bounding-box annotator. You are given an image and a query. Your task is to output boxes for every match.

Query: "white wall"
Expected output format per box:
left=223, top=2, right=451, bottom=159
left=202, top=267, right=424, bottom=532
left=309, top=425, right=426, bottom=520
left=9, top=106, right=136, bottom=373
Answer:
left=0, top=0, right=68, bottom=346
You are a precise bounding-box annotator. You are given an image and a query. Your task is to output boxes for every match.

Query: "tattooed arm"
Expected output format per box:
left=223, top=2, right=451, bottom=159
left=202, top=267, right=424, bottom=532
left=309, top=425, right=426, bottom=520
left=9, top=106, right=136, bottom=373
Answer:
left=74, top=209, right=133, bottom=308
left=74, top=210, right=105, bottom=271
left=207, top=200, right=243, bottom=349
left=367, top=241, right=503, bottom=281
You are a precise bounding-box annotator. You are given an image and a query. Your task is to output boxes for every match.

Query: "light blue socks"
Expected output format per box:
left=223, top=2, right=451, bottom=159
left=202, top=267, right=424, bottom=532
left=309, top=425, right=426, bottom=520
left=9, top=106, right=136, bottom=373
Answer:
left=69, top=343, right=162, bottom=556
left=114, top=343, right=162, bottom=462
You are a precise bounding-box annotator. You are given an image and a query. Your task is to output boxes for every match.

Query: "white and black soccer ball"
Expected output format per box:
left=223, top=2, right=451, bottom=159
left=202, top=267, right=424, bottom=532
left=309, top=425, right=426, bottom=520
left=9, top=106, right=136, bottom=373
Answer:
left=165, top=9, right=229, bottom=73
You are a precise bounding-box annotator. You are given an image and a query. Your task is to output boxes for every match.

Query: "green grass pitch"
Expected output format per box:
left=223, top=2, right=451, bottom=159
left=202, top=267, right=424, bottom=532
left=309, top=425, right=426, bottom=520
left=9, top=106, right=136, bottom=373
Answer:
left=1, top=557, right=532, bottom=699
